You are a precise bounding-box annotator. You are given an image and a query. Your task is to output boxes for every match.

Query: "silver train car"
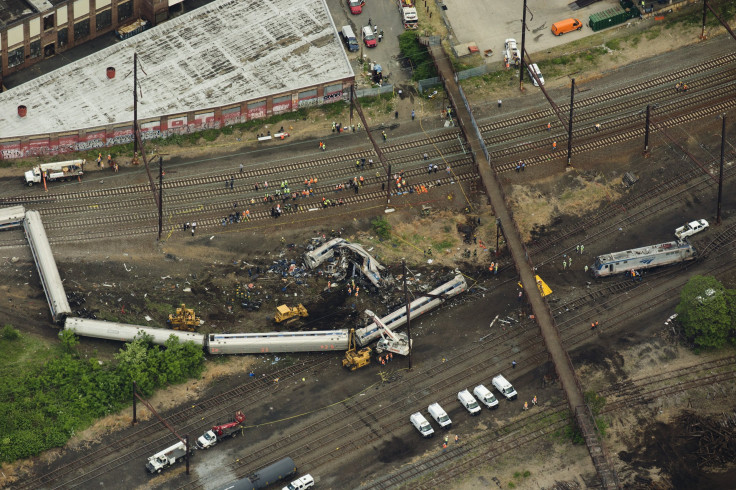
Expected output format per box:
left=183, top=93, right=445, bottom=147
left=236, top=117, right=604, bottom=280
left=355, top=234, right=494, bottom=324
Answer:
left=64, top=317, right=206, bottom=346
left=0, top=205, right=25, bottom=231
left=303, top=238, right=346, bottom=269
left=208, top=330, right=349, bottom=354
left=24, top=210, right=71, bottom=323
left=593, top=240, right=696, bottom=277
left=355, top=273, right=467, bottom=346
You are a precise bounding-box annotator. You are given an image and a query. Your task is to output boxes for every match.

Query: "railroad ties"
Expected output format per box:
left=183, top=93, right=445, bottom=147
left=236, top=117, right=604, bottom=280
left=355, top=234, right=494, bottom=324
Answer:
left=426, top=45, right=621, bottom=488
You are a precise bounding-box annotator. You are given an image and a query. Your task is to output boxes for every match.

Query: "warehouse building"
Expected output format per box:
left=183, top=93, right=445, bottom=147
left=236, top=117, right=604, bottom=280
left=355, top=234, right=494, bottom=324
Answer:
left=0, top=0, right=354, bottom=159
left=0, top=0, right=169, bottom=87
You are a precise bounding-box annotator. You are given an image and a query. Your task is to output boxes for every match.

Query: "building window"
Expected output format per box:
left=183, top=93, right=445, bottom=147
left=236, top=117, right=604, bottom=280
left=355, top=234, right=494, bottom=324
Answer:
left=118, top=2, right=133, bottom=23
left=58, top=28, right=68, bottom=47
left=30, top=40, right=42, bottom=59
left=8, top=47, right=25, bottom=68
left=74, top=18, right=90, bottom=40
left=96, top=10, right=112, bottom=31
left=43, top=14, right=55, bottom=31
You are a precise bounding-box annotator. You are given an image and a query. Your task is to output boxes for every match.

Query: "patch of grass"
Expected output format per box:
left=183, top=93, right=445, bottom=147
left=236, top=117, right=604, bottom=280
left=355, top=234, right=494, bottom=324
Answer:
left=605, top=38, right=621, bottom=51
left=645, top=28, right=661, bottom=40
left=200, top=129, right=219, bottom=142
left=433, top=239, right=454, bottom=251
left=371, top=217, right=392, bottom=240
left=320, top=101, right=348, bottom=119
left=144, top=298, right=174, bottom=318
left=523, top=470, right=531, bottom=478
left=359, top=92, right=393, bottom=107
left=443, top=225, right=451, bottom=233
left=629, top=35, right=641, bottom=47
left=508, top=483, right=516, bottom=489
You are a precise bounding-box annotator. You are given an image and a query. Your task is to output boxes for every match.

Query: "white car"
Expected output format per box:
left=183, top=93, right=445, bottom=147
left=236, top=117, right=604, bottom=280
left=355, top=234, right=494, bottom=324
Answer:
left=675, top=219, right=709, bottom=239
left=527, top=63, right=544, bottom=86
left=283, top=474, right=315, bottom=490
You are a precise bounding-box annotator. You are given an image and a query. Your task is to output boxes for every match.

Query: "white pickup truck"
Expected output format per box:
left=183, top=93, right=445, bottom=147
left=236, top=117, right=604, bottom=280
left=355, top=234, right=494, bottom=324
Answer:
left=675, top=219, right=709, bottom=239
left=504, top=39, right=520, bottom=68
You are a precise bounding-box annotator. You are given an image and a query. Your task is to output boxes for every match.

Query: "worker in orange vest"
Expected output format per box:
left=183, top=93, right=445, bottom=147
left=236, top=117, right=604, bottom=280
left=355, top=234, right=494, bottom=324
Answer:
left=552, top=141, right=557, bottom=150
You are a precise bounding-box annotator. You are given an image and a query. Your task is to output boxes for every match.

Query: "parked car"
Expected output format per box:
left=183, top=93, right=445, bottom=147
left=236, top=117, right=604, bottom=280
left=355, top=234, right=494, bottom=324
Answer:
left=675, top=219, right=709, bottom=239
left=410, top=412, right=435, bottom=437
left=282, top=474, right=315, bottom=490
left=527, top=63, right=544, bottom=86
left=341, top=25, right=359, bottom=52
left=348, top=0, right=365, bottom=15
left=362, top=26, right=377, bottom=48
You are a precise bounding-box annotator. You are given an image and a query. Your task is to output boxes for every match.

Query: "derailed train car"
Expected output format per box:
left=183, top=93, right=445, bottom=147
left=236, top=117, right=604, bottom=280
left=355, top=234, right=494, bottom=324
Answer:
left=0, top=205, right=25, bottom=231
left=592, top=240, right=696, bottom=277
left=25, top=210, right=71, bottom=323
left=63, top=274, right=467, bottom=354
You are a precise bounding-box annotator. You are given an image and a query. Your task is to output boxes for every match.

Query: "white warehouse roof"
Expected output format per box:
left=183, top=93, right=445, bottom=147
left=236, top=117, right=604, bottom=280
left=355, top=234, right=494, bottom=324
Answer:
left=0, top=0, right=354, bottom=137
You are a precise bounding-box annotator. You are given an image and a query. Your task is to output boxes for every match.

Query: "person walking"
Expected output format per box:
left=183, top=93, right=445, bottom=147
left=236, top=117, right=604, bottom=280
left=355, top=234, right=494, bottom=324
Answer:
left=523, top=401, right=529, bottom=411
left=576, top=244, right=580, bottom=254
left=547, top=122, right=551, bottom=131
left=568, top=255, right=572, bottom=267
left=563, top=259, right=567, bottom=270
left=584, top=265, right=589, bottom=273
left=552, top=141, right=557, bottom=150
left=521, top=163, right=526, bottom=171
left=580, top=244, right=584, bottom=254
left=411, top=110, right=415, bottom=120
left=532, top=395, right=537, bottom=406
left=382, top=131, right=387, bottom=141
left=512, top=360, right=517, bottom=369
left=454, top=434, right=459, bottom=444
left=239, top=163, right=244, bottom=174
left=191, top=222, right=196, bottom=236
left=517, top=291, right=523, bottom=302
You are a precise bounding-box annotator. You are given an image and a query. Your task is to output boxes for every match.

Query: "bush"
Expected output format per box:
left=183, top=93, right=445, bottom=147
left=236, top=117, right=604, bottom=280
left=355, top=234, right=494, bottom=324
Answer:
left=398, top=31, right=437, bottom=81
left=371, top=217, right=392, bottom=240
left=1, top=325, right=20, bottom=341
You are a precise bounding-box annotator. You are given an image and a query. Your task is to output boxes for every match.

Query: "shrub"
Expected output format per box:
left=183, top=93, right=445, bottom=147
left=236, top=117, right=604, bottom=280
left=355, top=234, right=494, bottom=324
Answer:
left=371, top=217, right=392, bottom=240
left=1, top=325, right=20, bottom=341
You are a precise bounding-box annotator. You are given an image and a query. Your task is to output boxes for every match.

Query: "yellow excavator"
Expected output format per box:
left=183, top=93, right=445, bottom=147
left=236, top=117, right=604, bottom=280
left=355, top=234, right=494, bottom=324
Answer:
left=274, top=304, right=309, bottom=324
left=167, top=304, right=200, bottom=331
left=343, top=328, right=371, bottom=371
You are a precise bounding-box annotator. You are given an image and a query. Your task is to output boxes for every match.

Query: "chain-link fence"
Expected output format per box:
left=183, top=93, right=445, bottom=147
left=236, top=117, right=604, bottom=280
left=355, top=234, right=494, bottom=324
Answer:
left=417, top=77, right=442, bottom=94
left=355, top=85, right=394, bottom=98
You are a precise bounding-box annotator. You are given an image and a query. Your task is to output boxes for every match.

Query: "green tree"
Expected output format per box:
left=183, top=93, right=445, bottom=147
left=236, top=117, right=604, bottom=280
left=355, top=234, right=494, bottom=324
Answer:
left=675, top=275, right=733, bottom=348
left=398, top=31, right=437, bottom=81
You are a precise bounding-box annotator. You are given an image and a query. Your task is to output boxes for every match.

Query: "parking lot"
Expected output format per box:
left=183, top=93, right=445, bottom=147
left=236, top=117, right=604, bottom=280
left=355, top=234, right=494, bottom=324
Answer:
left=443, top=0, right=623, bottom=62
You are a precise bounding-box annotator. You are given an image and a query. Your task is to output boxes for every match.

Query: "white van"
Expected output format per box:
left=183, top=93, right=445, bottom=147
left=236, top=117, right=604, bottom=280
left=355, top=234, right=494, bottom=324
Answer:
left=282, top=474, right=315, bottom=490
left=427, top=402, right=452, bottom=429
left=457, top=389, right=481, bottom=415
left=492, top=375, right=518, bottom=400
left=473, top=384, right=499, bottom=409
left=410, top=412, right=434, bottom=437
left=340, top=25, right=359, bottom=52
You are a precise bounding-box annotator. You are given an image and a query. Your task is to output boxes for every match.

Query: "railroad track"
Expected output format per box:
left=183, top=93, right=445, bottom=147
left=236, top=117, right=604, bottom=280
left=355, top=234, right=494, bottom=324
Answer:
left=18, top=358, right=332, bottom=489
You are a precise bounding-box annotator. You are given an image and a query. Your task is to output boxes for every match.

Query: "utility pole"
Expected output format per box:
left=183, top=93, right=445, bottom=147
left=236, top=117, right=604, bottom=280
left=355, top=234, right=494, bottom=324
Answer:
left=567, top=78, right=575, bottom=166
left=132, top=381, right=137, bottom=425
left=402, top=259, right=412, bottom=370
left=700, top=0, right=708, bottom=40
left=519, top=0, right=528, bottom=90
left=158, top=156, right=163, bottom=240
left=185, top=435, right=190, bottom=475
left=717, top=115, right=726, bottom=225
left=133, top=53, right=138, bottom=162
left=643, top=105, right=651, bottom=157
left=351, top=85, right=391, bottom=205
left=496, top=218, right=502, bottom=257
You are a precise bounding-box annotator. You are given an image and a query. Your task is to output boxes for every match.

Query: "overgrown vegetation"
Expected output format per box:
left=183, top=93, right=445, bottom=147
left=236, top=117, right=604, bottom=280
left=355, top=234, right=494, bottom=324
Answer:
left=676, top=275, right=736, bottom=349
left=0, top=330, right=204, bottom=462
left=398, top=31, right=437, bottom=81
left=371, top=217, right=392, bottom=241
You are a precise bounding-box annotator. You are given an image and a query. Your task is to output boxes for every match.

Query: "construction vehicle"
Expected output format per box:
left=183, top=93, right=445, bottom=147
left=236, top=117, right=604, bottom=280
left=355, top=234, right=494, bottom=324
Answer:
left=167, top=304, right=200, bottom=331
left=365, top=310, right=410, bottom=356
left=146, top=441, right=191, bottom=473
left=343, top=328, right=371, bottom=371
left=274, top=304, right=308, bottom=324
left=197, top=410, right=246, bottom=449
left=24, top=159, right=85, bottom=186
left=503, top=38, right=520, bottom=68
left=398, top=0, right=418, bottom=29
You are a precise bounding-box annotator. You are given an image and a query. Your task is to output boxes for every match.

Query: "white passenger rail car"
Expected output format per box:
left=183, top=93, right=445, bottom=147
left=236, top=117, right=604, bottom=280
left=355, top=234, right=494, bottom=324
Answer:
left=0, top=205, right=25, bottom=231
left=24, top=210, right=71, bottom=322
left=593, top=240, right=696, bottom=277
left=208, top=330, right=349, bottom=354
left=355, top=274, right=467, bottom=346
left=64, top=317, right=206, bottom=346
